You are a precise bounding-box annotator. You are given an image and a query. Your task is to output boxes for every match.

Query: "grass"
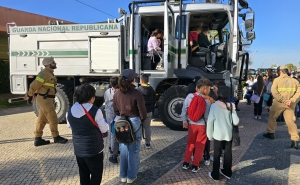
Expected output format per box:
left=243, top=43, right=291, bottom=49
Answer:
left=0, top=100, right=28, bottom=109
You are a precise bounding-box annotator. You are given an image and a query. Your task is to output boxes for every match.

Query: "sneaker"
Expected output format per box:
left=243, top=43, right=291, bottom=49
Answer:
left=263, top=132, right=274, bottom=140
left=252, top=115, right=258, bottom=119
left=145, top=143, right=151, bottom=149
left=182, top=162, right=189, bottom=170
left=258, top=116, right=261, bottom=120
left=53, top=135, right=68, bottom=144
left=191, top=165, right=199, bottom=173
left=109, top=156, right=118, bottom=164
left=219, top=169, right=231, bottom=179
left=205, top=65, right=215, bottom=73
left=204, top=160, right=210, bottom=166
left=127, top=177, right=137, bottom=184
left=208, top=172, right=219, bottom=182
left=34, top=137, right=50, bottom=147
left=120, top=178, right=127, bottom=183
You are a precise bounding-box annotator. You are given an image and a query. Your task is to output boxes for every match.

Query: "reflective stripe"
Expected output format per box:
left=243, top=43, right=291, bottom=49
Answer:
left=278, top=88, right=296, bottom=92
left=43, top=83, right=55, bottom=87
left=35, top=77, right=45, bottom=83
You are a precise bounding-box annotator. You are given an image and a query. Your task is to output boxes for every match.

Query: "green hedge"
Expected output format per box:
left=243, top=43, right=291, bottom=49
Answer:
left=0, top=61, right=10, bottom=93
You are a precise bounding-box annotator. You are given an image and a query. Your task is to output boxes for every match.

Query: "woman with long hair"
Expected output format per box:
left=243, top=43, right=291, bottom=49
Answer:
left=252, top=75, right=266, bottom=119
left=113, top=69, right=147, bottom=184
left=147, top=29, right=163, bottom=70
left=207, top=86, right=239, bottom=181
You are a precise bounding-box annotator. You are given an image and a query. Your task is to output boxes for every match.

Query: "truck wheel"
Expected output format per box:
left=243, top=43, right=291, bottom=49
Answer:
left=157, top=85, right=187, bottom=131
left=32, top=83, right=73, bottom=124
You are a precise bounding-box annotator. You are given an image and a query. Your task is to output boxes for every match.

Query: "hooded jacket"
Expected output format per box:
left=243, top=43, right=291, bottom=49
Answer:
left=206, top=101, right=239, bottom=141
left=66, top=102, right=108, bottom=157
left=137, top=84, right=156, bottom=113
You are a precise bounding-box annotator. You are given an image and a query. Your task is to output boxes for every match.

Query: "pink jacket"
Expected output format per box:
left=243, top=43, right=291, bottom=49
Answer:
left=147, top=36, right=161, bottom=51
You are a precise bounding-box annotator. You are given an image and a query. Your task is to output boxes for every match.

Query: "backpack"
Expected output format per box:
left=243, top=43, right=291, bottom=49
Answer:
left=114, top=117, right=137, bottom=143
left=187, top=93, right=206, bottom=122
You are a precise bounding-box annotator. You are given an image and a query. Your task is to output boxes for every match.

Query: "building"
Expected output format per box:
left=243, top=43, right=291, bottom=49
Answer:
left=0, top=6, right=74, bottom=61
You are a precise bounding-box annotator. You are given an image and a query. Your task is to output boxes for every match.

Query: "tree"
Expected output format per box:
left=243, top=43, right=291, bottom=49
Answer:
left=285, top=63, right=297, bottom=71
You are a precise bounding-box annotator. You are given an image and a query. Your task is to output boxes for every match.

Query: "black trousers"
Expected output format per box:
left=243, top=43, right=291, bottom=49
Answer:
left=203, top=138, right=210, bottom=160
left=211, top=140, right=233, bottom=180
left=254, top=96, right=263, bottom=116
left=76, top=152, right=104, bottom=185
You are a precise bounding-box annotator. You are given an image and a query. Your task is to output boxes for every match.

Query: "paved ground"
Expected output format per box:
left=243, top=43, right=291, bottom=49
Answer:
left=0, top=101, right=299, bottom=185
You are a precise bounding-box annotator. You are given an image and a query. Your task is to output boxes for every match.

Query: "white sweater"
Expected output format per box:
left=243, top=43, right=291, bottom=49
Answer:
left=206, top=101, right=239, bottom=141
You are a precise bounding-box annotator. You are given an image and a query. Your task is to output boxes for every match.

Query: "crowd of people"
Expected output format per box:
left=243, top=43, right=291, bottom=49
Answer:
left=30, top=58, right=299, bottom=184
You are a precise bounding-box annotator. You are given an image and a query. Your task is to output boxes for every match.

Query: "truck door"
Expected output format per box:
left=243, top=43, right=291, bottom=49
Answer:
left=90, top=36, right=120, bottom=74
left=164, top=1, right=176, bottom=77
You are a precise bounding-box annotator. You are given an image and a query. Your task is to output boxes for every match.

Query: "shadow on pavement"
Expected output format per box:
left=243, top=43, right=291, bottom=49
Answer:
left=0, top=134, right=72, bottom=145
left=226, top=130, right=300, bottom=185
left=0, top=105, right=33, bottom=116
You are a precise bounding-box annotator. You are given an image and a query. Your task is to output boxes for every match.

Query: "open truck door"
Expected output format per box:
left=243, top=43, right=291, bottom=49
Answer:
left=163, top=1, right=176, bottom=77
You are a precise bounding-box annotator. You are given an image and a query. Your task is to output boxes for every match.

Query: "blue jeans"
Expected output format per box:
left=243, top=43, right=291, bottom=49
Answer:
left=119, top=117, right=142, bottom=180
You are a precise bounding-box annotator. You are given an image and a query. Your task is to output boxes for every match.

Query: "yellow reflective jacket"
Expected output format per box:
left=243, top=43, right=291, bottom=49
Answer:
left=28, top=67, right=57, bottom=96
left=271, top=74, right=300, bottom=103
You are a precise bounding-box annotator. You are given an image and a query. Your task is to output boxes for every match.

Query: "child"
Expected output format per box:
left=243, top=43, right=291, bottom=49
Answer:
left=207, top=86, right=239, bottom=181
left=137, top=74, right=156, bottom=148
left=104, top=76, right=119, bottom=163
left=181, top=78, right=212, bottom=173
left=189, top=27, right=202, bottom=52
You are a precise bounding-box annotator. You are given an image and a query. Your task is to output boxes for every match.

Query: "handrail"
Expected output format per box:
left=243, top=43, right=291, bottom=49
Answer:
left=129, top=0, right=232, bottom=13
left=238, top=52, right=249, bottom=81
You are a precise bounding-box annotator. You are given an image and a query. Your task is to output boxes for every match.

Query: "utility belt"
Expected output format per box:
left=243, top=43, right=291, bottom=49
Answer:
left=38, top=93, right=55, bottom=99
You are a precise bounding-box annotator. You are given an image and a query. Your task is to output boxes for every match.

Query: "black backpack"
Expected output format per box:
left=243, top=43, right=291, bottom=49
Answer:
left=114, top=117, right=137, bottom=143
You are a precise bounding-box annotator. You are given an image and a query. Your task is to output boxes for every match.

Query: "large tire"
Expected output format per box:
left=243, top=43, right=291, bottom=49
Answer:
left=32, top=83, right=73, bottom=124
left=157, top=85, right=187, bottom=131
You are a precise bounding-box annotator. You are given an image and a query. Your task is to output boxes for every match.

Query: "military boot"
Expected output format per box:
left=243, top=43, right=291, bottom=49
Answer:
left=263, top=132, right=274, bottom=140
left=34, top=137, right=50, bottom=146
left=291, top=140, right=299, bottom=150
left=53, top=135, right=68, bottom=144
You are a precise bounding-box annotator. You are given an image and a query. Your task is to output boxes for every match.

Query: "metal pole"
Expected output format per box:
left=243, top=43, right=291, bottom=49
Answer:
left=177, top=0, right=182, bottom=69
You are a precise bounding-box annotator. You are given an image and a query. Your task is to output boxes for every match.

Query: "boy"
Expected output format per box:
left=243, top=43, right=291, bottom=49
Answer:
left=189, top=27, right=202, bottom=52
left=137, top=74, right=156, bottom=148
left=181, top=78, right=212, bottom=172
left=104, top=76, right=119, bottom=163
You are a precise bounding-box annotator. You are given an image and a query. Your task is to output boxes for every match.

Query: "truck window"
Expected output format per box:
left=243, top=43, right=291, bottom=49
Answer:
left=208, top=30, right=219, bottom=44
left=175, top=15, right=186, bottom=39
left=168, top=8, right=175, bottom=37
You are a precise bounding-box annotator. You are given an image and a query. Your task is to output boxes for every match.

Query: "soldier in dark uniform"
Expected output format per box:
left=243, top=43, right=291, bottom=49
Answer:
left=24, top=57, right=68, bottom=146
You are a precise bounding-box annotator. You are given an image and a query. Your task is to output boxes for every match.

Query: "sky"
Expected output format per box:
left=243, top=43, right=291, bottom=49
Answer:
left=1, top=0, right=300, bottom=69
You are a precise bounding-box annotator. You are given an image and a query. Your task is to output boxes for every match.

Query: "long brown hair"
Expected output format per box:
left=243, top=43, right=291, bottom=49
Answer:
left=150, top=29, right=163, bottom=37
left=257, top=76, right=264, bottom=94
left=118, top=76, right=133, bottom=93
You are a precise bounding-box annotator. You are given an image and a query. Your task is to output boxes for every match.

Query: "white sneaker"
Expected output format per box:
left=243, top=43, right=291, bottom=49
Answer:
left=127, top=177, right=137, bottom=184
left=120, top=178, right=127, bottom=183
left=205, top=65, right=215, bottom=73
left=204, top=160, right=210, bottom=166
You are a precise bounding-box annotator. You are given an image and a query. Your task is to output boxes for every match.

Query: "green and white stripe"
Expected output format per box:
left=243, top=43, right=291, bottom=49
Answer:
left=11, top=50, right=88, bottom=57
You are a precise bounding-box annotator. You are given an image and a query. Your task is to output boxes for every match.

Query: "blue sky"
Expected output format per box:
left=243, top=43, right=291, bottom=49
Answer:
left=1, top=0, right=300, bottom=69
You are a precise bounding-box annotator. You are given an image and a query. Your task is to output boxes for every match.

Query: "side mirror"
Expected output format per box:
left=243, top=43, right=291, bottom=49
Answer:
left=246, top=31, right=255, bottom=41
left=245, top=10, right=255, bottom=31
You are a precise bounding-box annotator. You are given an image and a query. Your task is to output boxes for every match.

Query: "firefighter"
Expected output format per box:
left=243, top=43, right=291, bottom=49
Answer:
left=263, top=65, right=300, bottom=149
left=24, top=57, right=68, bottom=146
